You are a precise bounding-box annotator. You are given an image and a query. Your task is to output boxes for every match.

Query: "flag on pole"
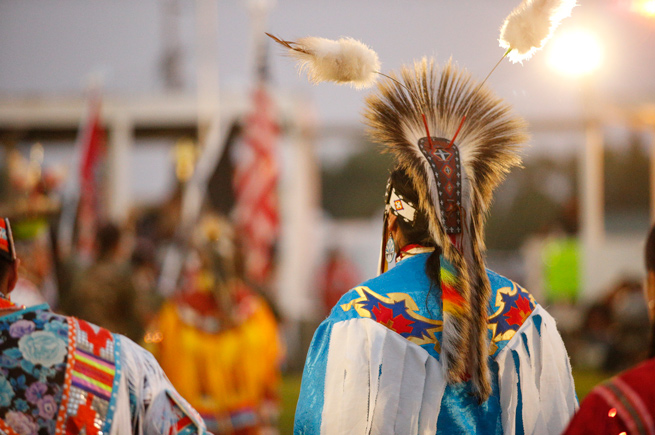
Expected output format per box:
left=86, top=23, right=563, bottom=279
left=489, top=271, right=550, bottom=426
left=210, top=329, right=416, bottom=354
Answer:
left=76, top=94, right=106, bottom=260
left=232, top=85, right=280, bottom=287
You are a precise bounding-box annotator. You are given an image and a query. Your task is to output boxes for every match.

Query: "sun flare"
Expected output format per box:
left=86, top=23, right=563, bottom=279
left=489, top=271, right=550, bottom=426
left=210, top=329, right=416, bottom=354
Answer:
left=547, top=29, right=603, bottom=77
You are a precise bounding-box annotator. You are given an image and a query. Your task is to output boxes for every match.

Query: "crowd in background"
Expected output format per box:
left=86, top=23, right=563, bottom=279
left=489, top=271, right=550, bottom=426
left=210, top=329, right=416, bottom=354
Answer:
left=1, top=175, right=284, bottom=434
left=2, top=145, right=655, bottom=433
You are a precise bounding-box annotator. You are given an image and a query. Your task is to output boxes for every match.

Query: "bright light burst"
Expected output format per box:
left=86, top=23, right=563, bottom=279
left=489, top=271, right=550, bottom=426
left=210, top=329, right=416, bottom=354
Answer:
left=632, top=0, right=655, bottom=17
left=547, top=29, right=603, bottom=77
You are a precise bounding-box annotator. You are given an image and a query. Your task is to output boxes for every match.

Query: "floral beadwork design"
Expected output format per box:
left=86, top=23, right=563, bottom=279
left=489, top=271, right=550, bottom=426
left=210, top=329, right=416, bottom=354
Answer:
left=0, top=308, right=69, bottom=435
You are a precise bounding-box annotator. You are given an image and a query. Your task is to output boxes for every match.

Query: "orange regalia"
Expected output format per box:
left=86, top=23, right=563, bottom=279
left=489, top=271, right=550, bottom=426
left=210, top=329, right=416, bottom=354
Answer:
left=149, top=252, right=281, bottom=434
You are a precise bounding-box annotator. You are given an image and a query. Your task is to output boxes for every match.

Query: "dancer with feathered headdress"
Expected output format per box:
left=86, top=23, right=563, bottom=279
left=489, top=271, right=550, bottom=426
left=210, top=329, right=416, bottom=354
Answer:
left=275, top=1, right=579, bottom=433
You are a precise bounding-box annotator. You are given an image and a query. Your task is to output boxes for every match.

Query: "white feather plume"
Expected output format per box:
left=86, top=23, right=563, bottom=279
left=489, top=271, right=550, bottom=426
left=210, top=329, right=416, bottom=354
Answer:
left=499, top=0, right=577, bottom=63
left=268, top=34, right=380, bottom=89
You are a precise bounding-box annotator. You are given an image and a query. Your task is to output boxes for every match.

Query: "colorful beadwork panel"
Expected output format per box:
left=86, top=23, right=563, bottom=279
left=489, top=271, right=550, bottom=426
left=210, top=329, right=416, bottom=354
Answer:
left=0, top=307, right=70, bottom=435
left=64, top=319, right=120, bottom=435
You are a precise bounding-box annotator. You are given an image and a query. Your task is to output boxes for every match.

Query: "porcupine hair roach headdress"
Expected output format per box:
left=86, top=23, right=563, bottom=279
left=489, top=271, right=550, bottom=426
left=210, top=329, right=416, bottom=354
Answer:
left=364, top=58, right=528, bottom=399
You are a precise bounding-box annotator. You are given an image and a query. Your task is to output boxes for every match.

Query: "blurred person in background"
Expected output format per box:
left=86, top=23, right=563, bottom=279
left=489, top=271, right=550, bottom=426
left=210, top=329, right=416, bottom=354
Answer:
left=564, top=224, right=655, bottom=434
left=603, top=279, right=649, bottom=372
left=575, top=301, right=613, bottom=370
left=318, top=248, right=360, bottom=316
left=130, top=237, right=164, bottom=330
left=0, top=148, right=62, bottom=308
left=149, top=214, right=282, bottom=434
left=0, top=217, right=209, bottom=434
left=8, top=218, right=52, bottom=307
left=573, top=279, right=649, bottom=373
left=63, top=222, right=143, bottom=342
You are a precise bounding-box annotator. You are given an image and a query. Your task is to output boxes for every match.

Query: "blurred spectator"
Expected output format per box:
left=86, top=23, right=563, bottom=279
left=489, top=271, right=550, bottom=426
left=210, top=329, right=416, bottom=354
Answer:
left=8, top=218, right=52, bottom=307
left=564, top=225, right=655, bottom=434
left=64, top=222, right=143, bottom=341
left=318, top=248, right=359, bottom=316
left=149, top=214, right=282, bottom=434
left=604, top=279, right=650, bottom=371
left=571, top=278, right=649, bottom=372
left=575, top=302, right=613, bottom=370
left=130, top=237, right=163, bottom=327
left=0, top=148, right=62, bottom=308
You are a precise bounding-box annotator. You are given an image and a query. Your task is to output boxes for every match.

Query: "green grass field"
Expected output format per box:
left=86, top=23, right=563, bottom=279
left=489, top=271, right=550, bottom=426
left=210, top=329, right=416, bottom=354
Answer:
left=278, top=368, right=614, bottom=433
left=280, top=373, right=303, bottom=433
left=571, top=368, right=614, bottom=401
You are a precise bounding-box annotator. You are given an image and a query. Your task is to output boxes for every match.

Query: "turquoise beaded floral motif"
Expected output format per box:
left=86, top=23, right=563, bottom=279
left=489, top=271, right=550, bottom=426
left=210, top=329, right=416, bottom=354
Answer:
left=0, top=308, right=70, bottom=435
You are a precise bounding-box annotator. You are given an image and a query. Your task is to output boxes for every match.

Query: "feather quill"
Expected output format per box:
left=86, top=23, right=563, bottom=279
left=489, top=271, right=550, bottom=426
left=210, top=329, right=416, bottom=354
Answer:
left=266, top=33, right=380, bottom=89
left=499, top=0, right=577, bottom=63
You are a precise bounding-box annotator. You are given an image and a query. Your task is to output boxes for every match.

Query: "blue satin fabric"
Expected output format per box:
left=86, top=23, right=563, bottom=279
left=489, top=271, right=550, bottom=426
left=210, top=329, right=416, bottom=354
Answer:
left=437, top=360, right=503, bottom=435
left=294, top=321, right=332, bottom=435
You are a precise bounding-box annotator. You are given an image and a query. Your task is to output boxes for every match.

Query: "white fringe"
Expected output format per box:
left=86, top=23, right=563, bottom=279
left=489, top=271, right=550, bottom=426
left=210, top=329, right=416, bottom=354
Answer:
left=111, top=356, right=134, bottom=435
left=322, top=318, right=444, bottom=434
left=499, top=0, right=577, bottom=63
left=497, top=305, right=578, bottom=434
left=289, top=36, right=380, bottom=89
left=317, top=308, right=577, bottom=434
left=111, top=335, right=206, bottom=435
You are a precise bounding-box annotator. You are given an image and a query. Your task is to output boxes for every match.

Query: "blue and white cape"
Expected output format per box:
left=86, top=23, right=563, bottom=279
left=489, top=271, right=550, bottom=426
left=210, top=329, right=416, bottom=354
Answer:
left=294, top=253, right=577, bottom=434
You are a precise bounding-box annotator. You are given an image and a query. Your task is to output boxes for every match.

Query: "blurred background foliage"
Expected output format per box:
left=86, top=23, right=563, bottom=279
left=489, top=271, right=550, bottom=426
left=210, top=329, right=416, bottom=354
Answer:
left=321, top=141, right=393, bottom=219
left=320, top=133, right=650, bottom=251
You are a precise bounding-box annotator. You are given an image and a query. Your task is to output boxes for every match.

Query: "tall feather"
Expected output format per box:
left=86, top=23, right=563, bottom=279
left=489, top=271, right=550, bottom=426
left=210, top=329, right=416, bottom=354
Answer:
left=499, top=0, right=577, bottom=63
left=266, top=33, right=380, bottom=89
left=364, top=58, right=528, bottom=401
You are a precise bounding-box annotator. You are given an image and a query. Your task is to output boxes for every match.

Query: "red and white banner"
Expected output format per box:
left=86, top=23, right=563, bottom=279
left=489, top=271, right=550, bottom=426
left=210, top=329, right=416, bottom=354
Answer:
left=233, top=85, right=280, bottom=287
